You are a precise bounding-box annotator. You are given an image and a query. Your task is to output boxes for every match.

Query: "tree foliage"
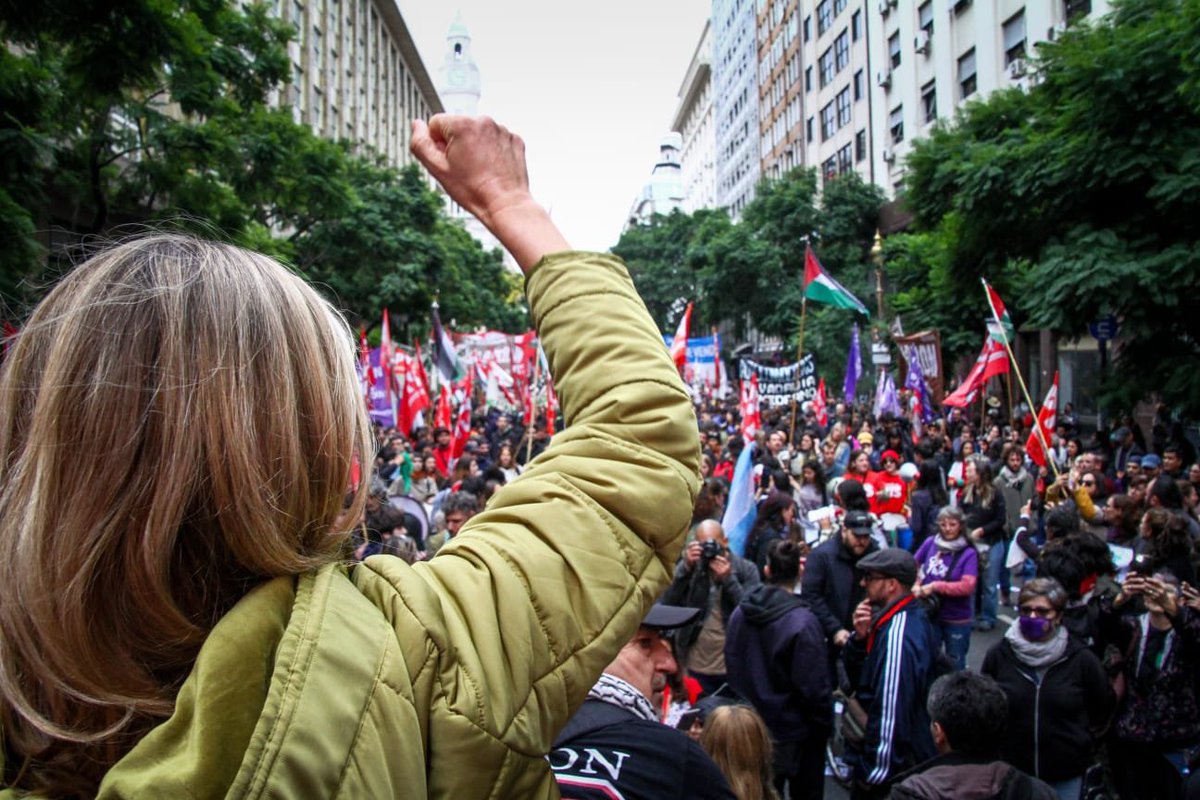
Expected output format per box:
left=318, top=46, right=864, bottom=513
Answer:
left=902, top=0, right=1200, bottom=414
left=612, top=168, right=884, bottom=385
left=0, top=0, right=525, bottom=333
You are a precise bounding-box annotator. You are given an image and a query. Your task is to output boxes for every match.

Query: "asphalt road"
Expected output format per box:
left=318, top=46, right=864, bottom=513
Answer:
left=821, top=610, right=1014, bottom=799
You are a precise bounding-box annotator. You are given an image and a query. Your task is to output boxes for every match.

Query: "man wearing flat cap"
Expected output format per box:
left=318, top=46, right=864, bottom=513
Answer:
left=548, top=604, right=735, bottom=799
left=843, top=548, right=940, bottom=799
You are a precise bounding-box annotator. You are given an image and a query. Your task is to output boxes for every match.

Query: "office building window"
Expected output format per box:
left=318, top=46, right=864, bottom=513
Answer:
left=921, top=80, right=937, bottom=122
left=854, top=69, right=864, bottom=101
left=888, top=32, right=901, bottom=69
left=1065, top=0, right=1091, bottom=20
left=819, top=49, right=835, bottom=87
left=835, top=30, right=850, bottom=71
left=805, top=66, right=813, bottom=93
left=836, top=87, right=851, bottom=127
left=855, top=129, right=867, bottom=162
left=958, top=48, right=977, bottom=99
left=817, top=0, right=832, bottom=35
left=889, top=105, right=904, bottom=143
left=803, top=15, right=811, bottom=41
left=807, top=116, right=814, bottom=142
left=834, top=0, right=847, bottom=13
left=823, top=156, right=838, bottom=182
left=821, top=102, right=836, bottom=140
left=919, top=1, right=934, bottom=35
left=1003, top=10, right=1026, bottom=65
left=852, top=10, right=862, bottom=41
left=837, top=143, right=853, bottom=174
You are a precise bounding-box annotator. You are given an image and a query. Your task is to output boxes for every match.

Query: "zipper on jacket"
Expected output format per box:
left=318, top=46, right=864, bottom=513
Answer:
left=1015, top=653, right=1069, bottom=779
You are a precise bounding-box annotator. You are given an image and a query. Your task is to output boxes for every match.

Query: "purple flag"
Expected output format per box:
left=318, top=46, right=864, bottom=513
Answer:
left=874, top=371, right=902, bottom=419
left=843, top=323, right=861, bottom=402
left=904, top=346, right=937, bottom=424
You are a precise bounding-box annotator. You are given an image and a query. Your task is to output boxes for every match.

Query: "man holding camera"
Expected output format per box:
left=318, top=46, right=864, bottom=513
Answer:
left=662, top=519, right=761, bottom=696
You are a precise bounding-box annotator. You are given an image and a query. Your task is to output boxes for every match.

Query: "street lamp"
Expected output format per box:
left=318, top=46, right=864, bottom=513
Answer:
left=870, top=228, right=885, bottom=319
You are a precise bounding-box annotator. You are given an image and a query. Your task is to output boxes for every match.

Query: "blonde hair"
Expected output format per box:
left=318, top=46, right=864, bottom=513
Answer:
left=0, top=234, right=372, bottom=795
left=700, top=705, right=780, bottom=800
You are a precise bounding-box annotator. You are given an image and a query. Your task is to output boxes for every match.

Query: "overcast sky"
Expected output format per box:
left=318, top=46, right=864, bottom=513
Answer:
left=403, top=1, right=711, bottom=253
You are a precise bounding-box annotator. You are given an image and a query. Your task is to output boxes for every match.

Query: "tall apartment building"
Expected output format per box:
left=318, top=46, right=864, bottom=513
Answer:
left=713, top=0, right=762, bottom=218
left=870, top=0, right=1112, bottom=193
left=272, top=0, right=443, bottom=168
left=671, top=22, right=718, bottom=213
left=626, top=134, right=687, bottom=227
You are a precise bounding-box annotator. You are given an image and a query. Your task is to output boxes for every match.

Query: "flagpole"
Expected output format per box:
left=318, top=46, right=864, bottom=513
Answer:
left=526, top=348, right=542, bottom=466
left=981, top=280, right=1060, bottom=479
left=788, top=296, right=808, bottom=441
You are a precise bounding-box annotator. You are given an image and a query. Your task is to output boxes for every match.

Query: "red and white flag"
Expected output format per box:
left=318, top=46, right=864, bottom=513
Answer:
left=450, top=371, right=474, bottom=464
left=359, top=326, right=377, bottom=405
left=670, top=302, right=693, bottom=373
left=1025, top=371, right=1059, bottom=468
left=740, top=374, right=762, bottom=442
left=812, top=378, right=829, bottom=427
left=397, top=351, right=431, bottom=434
left=434, top=384, right=453, bottom=431
left=943, top=337, right=1008, bottom=407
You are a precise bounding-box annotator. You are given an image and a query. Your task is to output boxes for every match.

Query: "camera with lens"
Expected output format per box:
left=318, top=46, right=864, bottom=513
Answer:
left=700, top=539, right=727, bottom=568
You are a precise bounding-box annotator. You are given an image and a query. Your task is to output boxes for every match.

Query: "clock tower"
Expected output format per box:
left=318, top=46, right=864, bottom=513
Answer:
left=438, top=12, right=481, bottom=116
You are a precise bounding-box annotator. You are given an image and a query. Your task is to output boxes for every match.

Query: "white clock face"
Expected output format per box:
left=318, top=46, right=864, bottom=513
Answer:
left=449, top=67, right=467, bottom=88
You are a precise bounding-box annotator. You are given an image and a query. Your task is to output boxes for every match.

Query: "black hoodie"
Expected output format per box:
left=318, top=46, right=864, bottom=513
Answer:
left=724, top=585, right=833, bottom=743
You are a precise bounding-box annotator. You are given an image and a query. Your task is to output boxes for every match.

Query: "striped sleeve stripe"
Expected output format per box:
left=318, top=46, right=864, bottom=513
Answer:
left=867, top=612, right=908, bottom=785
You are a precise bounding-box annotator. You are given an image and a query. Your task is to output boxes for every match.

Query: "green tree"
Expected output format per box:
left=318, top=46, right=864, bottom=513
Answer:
left=903, top=0, right=1200, bottom=414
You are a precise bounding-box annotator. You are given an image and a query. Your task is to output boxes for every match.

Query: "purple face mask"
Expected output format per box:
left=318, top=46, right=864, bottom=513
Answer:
left=1019, top=615, right=1055, bottom=641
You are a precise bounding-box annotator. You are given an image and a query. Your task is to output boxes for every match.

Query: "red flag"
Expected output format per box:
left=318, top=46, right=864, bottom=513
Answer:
left=943, top=338, right=1007, bottom=408
left=434, top=384, right=453, bottom=431
left=670, top=302, right=693, bottom=373
left=812, top=378, right=829, bottom=427
left=1025, top=372, right=1059, bottom=468
left=380, top=309, right=394, bottom=405
left=450, top=372, right=474, bottom=462
left=398, top=351, right=431, bottom=434
left=545, top=379, right=558, bottom=434
left=740, top=374, right=762, bottom=442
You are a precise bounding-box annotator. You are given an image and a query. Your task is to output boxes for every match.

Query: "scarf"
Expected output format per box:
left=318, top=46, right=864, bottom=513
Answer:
left=934, top=534, right=970, bottom=552
left=1005, top=620, right=1069, bottom=669
left=999, top=465, right=1029, bottom=489
left=589, top=673, right=658, bottom=723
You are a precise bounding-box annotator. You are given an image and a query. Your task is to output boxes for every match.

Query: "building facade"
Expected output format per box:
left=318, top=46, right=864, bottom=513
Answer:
left=271, top=0, right=443, bottom=168
left=671, top=22, right=718, bottom=213
left=713, top=0, right=762, bottom=218
left=438, top=12, right=481, bottom=116
left=626, top=134, right=687, bottom=227
left=868, top=0, right=1112, bottom=194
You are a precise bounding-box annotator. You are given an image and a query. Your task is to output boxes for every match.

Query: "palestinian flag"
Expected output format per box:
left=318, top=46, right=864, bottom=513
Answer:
left=804, top=246, right=869, bottom=315
left=983, top=279, right=1015, bottom=344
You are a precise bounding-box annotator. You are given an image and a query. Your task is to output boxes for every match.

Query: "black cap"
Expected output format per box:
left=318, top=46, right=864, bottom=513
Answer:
left=642, top=604, right=702, bottom=631
left=844, top=510, right=874, bottom=536
left=858, top=547, right=918, bottom=587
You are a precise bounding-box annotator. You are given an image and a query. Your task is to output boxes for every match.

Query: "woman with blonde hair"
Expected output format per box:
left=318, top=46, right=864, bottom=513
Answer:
left=701, top=705, right=781, bottom=800
left=0, top=116, right=700, bottom=797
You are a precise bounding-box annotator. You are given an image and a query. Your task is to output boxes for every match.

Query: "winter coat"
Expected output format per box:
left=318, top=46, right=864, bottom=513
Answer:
left=801, top=534, right=880, bottom=639
left=980, top=633, right=1112, bottom=782
left=914, top=538, right=978, bottom=624
left=994, top=467, right=1035, bottom=538
left=890, top=753, right=1058, bottom=800
left=1, top=251, right=700, bottom=800
left=908, top=489, right=942, bottom=551
left=662, top=548, right=761, bottom=668
left=725, top=584, right=833, bottom=743
left=960, top=488, right=1007, bottom=546
left=843, top=595, right=940, bottom=787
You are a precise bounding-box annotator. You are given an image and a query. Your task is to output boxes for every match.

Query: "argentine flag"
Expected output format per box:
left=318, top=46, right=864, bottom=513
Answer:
left=722, top=442, right=758, bottom=558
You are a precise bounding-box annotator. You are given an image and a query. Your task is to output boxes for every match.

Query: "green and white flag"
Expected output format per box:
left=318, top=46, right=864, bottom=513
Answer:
left=804, top=246, right=869, bottom=315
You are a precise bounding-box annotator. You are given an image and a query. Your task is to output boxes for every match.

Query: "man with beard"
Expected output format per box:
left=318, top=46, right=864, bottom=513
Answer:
left=549, top=605, right=734, bottom=799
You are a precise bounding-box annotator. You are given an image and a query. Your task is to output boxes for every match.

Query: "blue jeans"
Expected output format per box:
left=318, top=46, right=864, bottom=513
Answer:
left=936, top=621, right=972, bottom=670
left=979, top=540, right=1008, bottom=625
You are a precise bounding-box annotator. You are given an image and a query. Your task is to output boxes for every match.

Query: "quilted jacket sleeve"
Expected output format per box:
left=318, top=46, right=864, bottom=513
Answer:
left=355, top=252, right=699, bottom=796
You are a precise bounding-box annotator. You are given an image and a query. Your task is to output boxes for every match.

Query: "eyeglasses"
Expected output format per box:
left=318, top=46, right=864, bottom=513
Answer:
left=1081, top=480, right=1096, bottom=487
left=1018, top=605, right=1056, bottom=619
left=863, top=573, right=889, bottom=584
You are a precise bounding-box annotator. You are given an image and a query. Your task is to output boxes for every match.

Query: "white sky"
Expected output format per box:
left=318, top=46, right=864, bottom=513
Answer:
left=403, top=1, right=711, bottom=253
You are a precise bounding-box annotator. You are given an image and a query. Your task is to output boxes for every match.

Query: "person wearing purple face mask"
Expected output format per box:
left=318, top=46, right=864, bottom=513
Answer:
left=981, top=578, right=1113, bottom=800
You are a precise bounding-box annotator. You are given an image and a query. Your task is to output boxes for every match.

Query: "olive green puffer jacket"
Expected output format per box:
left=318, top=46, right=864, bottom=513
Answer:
left=2, top=252, right=699, bottom=799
